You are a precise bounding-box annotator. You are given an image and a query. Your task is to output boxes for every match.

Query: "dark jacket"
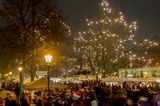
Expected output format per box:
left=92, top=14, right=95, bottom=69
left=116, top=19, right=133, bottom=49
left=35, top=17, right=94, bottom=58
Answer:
left=5, top=99, right=17, bottom=106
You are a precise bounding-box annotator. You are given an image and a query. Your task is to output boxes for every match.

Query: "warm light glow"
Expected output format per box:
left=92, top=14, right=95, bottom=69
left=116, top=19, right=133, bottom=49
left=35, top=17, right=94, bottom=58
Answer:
left=9, top=72, right=12, bottom=75
left=72, top=0, right=160, bottom=75
left=18, top=67, right=23, bottom=72
left=45, top=55, right=53, bottom=63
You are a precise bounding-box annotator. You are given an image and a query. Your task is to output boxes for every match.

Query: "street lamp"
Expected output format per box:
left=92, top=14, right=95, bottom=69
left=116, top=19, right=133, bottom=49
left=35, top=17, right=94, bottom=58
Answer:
left=9, top=72, right=12, bottom=75
left=18, top=67, right=23, bottom=72
left=45, top=55, right=52, bottom=93
left=45, top=55, right=53, bottom=63
left=18, top=67, right=23, bottom=84
left=9, top=72, right=13, bottom=79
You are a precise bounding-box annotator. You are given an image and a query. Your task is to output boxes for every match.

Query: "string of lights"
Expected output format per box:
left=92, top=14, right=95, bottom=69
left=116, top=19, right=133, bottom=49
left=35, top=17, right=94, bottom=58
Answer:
left=73, top=0, right=159, bottom=75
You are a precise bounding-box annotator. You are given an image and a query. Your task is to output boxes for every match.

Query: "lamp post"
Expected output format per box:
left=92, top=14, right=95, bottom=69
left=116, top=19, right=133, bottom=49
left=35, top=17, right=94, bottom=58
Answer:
left=9, top=71, right=13, bottom=79
left=18, top=67, right=23, bottom=85
left=45, top=55, right=52, bottom=93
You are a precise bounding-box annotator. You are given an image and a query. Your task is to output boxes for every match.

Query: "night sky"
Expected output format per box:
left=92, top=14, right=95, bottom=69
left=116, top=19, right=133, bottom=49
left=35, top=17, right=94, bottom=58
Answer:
left=59, top=0, right=160, bottom=39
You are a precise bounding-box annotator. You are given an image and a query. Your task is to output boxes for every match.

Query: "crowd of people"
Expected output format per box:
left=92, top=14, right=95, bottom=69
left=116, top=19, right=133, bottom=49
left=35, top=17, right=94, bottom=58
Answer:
left=20, top=80, right=160, bottom=106
left=1, top=79, right=160, bottom=106
left=0, top=80, right=20, bottom=106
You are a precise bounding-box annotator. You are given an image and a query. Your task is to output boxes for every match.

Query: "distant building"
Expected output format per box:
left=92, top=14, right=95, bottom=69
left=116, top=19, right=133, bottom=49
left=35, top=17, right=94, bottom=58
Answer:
left=36, top=71, right=47, bottom=78
left=119, top=67, right=160, bottom=78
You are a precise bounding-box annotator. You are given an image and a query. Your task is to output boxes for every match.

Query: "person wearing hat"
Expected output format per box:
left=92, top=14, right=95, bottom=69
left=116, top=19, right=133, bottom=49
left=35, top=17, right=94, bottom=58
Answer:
left=20, top=92, right=29, bottom=106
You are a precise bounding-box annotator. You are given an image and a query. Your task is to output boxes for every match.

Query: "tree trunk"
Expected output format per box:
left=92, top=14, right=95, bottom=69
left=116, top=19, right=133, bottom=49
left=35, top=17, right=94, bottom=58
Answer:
left=20, top=51, right=25, bottom=85
left=30, top=0, right=35, bottom=81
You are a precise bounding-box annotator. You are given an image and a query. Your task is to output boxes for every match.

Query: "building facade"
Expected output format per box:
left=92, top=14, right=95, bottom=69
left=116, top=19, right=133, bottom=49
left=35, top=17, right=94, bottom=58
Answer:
left=119, top=67, right=160, bottom=78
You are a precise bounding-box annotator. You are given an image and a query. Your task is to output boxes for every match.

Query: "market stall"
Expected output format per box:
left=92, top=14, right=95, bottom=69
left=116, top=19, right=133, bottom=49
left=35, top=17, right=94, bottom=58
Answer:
left=25, top=77, right=69, bottom=91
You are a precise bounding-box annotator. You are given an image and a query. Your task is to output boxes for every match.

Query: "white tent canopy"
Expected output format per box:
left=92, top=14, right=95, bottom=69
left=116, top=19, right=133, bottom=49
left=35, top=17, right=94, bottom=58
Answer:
left=0, top=90, right=17, bottom=99
left=25, top=77, right=69, bottom=91
left=101, top=77, right=158, bottom=82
